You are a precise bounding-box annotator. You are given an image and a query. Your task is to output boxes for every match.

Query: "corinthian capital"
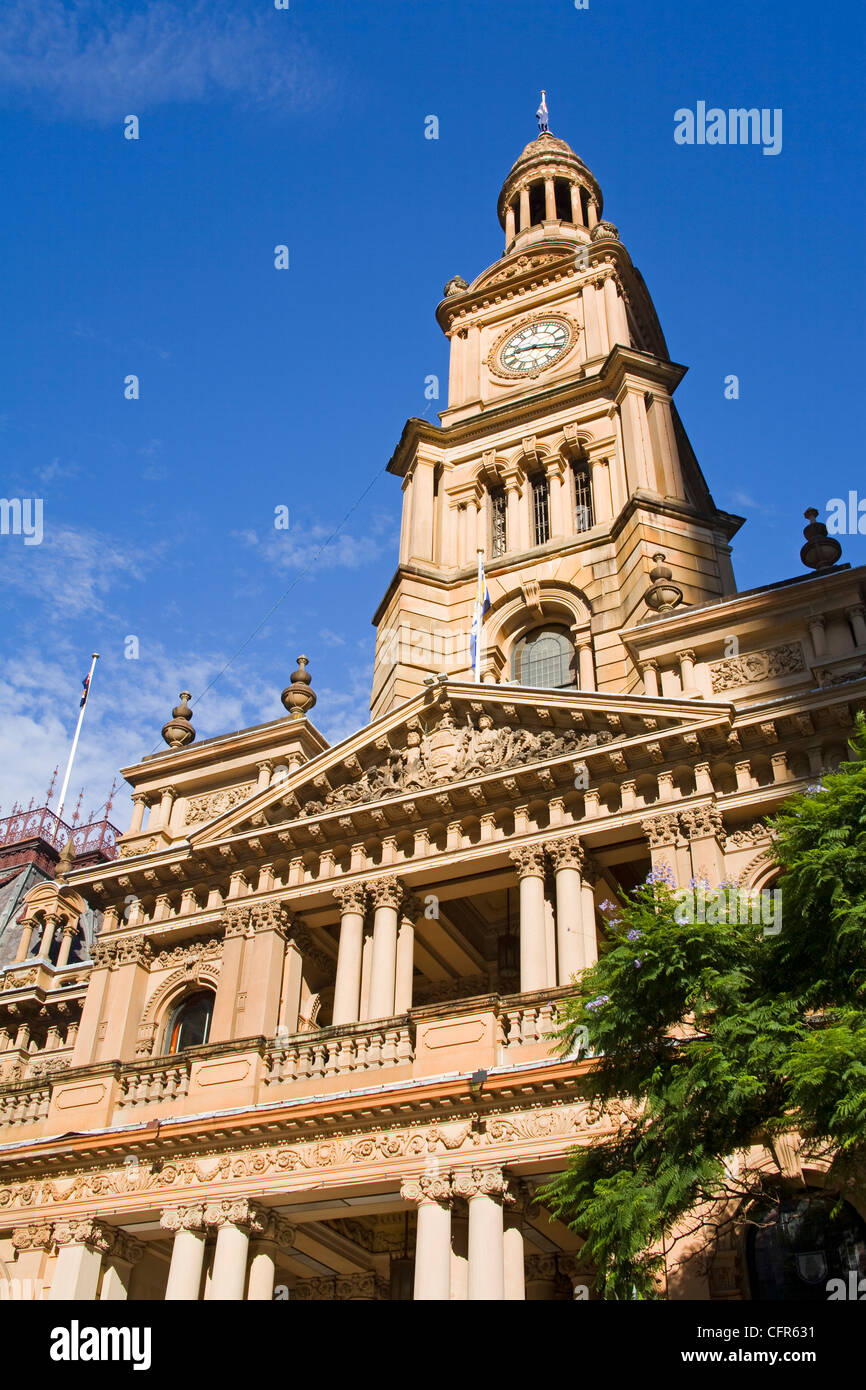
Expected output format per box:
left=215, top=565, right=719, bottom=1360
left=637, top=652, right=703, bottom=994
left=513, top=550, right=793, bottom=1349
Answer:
left=333, top=882, right=367, bottom=916
left=11, top=1223, right=54, bottom=1252
left=680, top=805, right=726, bottom=843
left=52, top=1218, right=115, bottom=1254
left=452, top=1166, right=509, bottom=1201
left=509, top=845, right=546, bottom=879
left=160, top=1204, right=207, bottom=1234
left=369, top=874, right=406, bottom=911
left=641, top=813, right=680, bottom=849
left=547, top=834, right=585, bottom=872
left=400, top=1173, right=453, bottom=1206
left=203, top=1199, right=269, bottom=1234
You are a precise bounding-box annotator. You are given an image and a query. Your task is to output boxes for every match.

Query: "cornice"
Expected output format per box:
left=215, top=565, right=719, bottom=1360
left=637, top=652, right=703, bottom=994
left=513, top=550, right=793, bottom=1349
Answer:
left=386, top=346, right=687, bottom=480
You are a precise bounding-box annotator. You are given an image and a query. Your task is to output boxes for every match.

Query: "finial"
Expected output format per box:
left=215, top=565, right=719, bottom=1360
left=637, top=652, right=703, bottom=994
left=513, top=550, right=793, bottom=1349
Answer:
left=161, top=691, right=196, bottom=748
left=45, top=765, right=59, bottom=804
left=800, top=506, right=842, bottom=572
left=644, top=552, right=684, bottom=617
left=536, top=89, right=549, bottom=134
left=281, top=656, right=317, bottom=721
left=56, top=836, right=76, bottom=878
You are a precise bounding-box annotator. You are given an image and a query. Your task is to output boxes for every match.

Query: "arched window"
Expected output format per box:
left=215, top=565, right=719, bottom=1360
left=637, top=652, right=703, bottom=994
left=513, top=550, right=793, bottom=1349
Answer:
left=164, top=990, right=214, bottom=1055
left=747, top=1192, right=866, bottom=1301
left=571, top=461, right=594, bottom=532
left=512, top=627, right=576, bottom=689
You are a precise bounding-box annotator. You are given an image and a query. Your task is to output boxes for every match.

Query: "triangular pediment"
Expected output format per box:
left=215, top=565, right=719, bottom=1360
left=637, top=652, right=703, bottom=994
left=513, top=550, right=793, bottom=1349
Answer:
left=188, top=681, right=734, bottom=850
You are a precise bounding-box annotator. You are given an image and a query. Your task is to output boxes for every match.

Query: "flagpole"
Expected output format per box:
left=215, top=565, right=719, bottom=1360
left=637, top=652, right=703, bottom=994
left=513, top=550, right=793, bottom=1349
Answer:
left=56, top=653, right=99, bottom=829
left=474, top=549, right=484, bottom=683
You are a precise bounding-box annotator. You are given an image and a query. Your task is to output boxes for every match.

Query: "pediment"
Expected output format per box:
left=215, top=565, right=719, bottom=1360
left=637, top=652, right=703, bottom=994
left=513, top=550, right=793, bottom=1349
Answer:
left=187, top=681, right=734, bottom=848
left=469, top=246, right=576, bottom=298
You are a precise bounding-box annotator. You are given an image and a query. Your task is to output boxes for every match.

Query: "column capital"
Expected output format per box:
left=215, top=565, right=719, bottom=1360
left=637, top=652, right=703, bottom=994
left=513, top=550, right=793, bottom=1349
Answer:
left=369, top=874, right=406, bottom=911
left=401, top=1173, right=453, bottom=1206
left=160, top=1204, right=207, bottom=1234
left=130, top=791, right=148, bottom=806
left=509, top=844, right=546, bottom=879
left=547, top=834, right=585, bottom=872
left=333, top=882, right=367, bottom=916
left=203, top=1198, right=269, bottom=1234
left=640, top=658, right=659, bottom=671
left=160, top=784, right=179, bottom=800
left=679, top=649, right=697, bottom=663
left=452, top=1165, right=509, bottom=1201
left=679, top=806, right=726, bottom=843
left=52, top=1218, right=116, bottom=1254
left=11, top=1223, right=54, bottom=1252
left=256, top=759, right=274, bottom=773
left=641, top=813, right=680, bottom=848
left=112, top=1230, right=146, bottom=1265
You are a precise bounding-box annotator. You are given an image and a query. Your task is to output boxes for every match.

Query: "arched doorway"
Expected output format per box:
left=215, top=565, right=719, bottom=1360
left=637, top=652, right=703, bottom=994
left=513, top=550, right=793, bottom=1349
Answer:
left=747, top=1191, right=866, bottom=1300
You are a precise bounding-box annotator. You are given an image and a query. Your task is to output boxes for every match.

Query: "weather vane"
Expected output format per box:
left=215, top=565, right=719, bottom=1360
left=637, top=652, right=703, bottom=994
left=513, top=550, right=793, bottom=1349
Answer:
left=536, top=89, right=549, bottom=134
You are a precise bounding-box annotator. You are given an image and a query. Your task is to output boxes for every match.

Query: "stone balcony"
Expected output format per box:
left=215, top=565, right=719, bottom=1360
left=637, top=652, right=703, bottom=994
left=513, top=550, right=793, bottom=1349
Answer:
left=0, top=988, right=571, bottom=1143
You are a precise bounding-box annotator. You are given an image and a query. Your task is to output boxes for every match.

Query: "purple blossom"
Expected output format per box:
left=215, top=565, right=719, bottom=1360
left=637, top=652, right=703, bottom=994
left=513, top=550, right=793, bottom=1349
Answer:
left=599, top=899, right=617, bottom=914
left=585, top=995, right=609, bottom=1011
left=645, top=865, right=676, bottom=887
left=633, top=958, right=643, bottom=969
left=626, top=929, right=643, bottom=941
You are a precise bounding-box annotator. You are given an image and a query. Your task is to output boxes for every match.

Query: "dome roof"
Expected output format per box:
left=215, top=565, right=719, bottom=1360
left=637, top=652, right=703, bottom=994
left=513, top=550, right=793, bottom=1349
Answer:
left=497, top=130, right=602, bottom=227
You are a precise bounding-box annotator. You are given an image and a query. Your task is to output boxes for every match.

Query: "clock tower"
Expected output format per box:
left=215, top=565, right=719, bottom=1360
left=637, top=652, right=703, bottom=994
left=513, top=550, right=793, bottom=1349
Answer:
left=371, top=113, right=743, bottom=719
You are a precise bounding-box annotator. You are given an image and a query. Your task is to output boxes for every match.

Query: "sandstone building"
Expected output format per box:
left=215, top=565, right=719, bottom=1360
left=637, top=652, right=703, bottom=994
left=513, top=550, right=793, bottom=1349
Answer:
left=1, top=121, right=865, bottom=1302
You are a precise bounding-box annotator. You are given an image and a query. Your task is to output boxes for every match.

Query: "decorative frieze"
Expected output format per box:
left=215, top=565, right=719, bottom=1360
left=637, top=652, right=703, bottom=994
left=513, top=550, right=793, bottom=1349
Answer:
left=185, top=783, right=256, bottom=828
left=708, top=643, right=805, bottom=693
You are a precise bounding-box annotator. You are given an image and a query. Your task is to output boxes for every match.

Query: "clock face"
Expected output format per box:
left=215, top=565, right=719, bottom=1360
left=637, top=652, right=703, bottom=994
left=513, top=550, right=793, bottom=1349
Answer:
left=499, top=319, right=571, bottom=375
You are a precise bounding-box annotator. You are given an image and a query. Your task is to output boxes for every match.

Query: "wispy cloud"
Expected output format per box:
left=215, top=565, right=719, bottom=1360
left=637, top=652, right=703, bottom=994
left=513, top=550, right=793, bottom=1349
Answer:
left=0, top=0, right=327, bottom=123
left=238, top=513, right=397, bottom=573
left=0, top=521, right=149, bottom=617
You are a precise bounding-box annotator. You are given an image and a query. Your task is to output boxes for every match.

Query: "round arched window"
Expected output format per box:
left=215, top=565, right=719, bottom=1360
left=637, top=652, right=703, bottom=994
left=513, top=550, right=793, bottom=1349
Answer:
left=511, top=627, right=576, bottom=689
left=747, top=1192, right=866, bottom=1300
left=164, top=990, right=214, bottom=1055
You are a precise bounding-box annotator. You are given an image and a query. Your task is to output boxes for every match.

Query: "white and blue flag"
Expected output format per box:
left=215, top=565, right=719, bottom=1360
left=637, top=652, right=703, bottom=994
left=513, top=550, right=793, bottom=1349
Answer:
left=470, top=550, right=491, bottom=682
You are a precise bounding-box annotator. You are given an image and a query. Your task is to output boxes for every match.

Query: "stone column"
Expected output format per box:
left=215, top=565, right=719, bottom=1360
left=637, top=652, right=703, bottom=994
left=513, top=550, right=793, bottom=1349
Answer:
left=642, top=813, right=681, bottom=884
left=510, top=846, right=549, bottom=991
left=157, top=785, right=177, bottom=832
left=548, top=835, right=587, bottom=982
left=570, top=182, right=584, bottom=226
left=808, top=616, right=826, bottom=658
left=162, top=1206, right=208, bottom=1301
left=579, top=855, right=600, bottom=969
left=15, top=921, right=34, bottom=961
left=847, top=605, right=866, bottom=646
left=204, top=1200, right=267, bottom=1301
left=332, top=884, right=367, bottom=1026
left=547, top=461, right=567, bottom=536
left=99, top=1232, right=144, bottom=1301
left=519, top=186, right=530, bottom=230
left=505, top=480, right=521, bottom=555
left=395, top=894, right=420, bottom=1014
left=454, top=1167, right=508, bottom=1301
left=544, top=176, right=556, bottom=220
left=450, top=1211, right=470, bottom=1301
left=576, top=637, right=596, bottom=692
left=368, top=876, right=405, bottom=1021
left=38, top=914, right=59, bottom=959
left=247, top=1215, right=294, bottom=1301
left=505, top=204, right=516, bottom=243
left=678, top=649, right=698, bottom=697
left=49, top=1219, right=114, bottom=1301
left=128, top=793, right=148, bottom=835
left=55, top=923, right=77, bottom=969
left=587, top=199, right=599, bottom=230
left=504, top=1199, right=527, bottom=1301
left=640, top=659, right=660, bottom=696
left=256, top=759, right=273, bottom=792
left=402, top=1175, right=453, bottom=1301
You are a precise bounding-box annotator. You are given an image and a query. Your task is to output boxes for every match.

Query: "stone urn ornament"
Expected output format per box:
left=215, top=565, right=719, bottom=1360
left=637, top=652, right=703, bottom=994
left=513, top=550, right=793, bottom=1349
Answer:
left=281, top=656, right=317, bottom=720
left=800, top=507, right=842, bottom=572
left=644, top=553, right=684, bottom=616
left=161, top=692, right=196, bottom=748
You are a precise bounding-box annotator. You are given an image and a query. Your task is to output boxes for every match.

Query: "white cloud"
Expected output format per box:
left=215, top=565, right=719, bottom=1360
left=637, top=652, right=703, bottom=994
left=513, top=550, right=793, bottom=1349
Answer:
left=0, top=0, right=327, bottom=122
left=0, top=522, right=149, bottom=617
left=238, top=514, right=398, bottom=574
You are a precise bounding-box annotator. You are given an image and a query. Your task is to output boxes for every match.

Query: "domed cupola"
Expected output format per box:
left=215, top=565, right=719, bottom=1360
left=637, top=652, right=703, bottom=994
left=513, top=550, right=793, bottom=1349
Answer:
left=497, top=95, right=603, bottom=255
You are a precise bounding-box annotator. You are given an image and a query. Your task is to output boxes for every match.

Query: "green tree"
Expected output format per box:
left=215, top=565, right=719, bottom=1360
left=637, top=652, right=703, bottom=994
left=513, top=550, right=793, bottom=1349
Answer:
left=542, top=714, right=866, bottom=1299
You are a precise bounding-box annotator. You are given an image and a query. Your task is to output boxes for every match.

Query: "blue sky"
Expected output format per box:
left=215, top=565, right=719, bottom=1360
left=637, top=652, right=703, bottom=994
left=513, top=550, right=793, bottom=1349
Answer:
left=0, top=0, right=863, bottom=825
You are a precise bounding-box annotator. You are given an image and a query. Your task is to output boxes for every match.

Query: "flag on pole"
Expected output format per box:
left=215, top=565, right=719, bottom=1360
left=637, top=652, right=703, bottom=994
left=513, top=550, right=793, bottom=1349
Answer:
left=470, top=551, right=491, bottom=682
left=80, top=672, right=92, bottom=708
left=536, top=90, right=549, bottom=133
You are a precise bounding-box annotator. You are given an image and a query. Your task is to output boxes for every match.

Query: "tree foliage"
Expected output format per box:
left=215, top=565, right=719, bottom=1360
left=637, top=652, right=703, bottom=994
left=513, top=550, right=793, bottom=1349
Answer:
left=541, top=714, right=866, bottom=1298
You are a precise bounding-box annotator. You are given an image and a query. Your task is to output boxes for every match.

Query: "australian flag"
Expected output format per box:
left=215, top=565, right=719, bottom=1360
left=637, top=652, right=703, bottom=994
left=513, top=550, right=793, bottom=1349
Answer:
left=536, top=91, right=549, bottom=133
left=470, top=553, right=491, bottom=681
left=80, top=672, right=91, bottom=708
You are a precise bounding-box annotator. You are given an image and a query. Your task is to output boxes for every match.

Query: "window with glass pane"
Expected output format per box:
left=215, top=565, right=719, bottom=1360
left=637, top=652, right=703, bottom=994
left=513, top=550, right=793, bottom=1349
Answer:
left=165, top=990, right=214, bottom=1054
left=572, top=462, right=594, bottom=532
left=490, top=487, right=507, bottom=558
left=532, top=477, right=550, bottom=546
left=512, top=628, right=574, bottom=688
